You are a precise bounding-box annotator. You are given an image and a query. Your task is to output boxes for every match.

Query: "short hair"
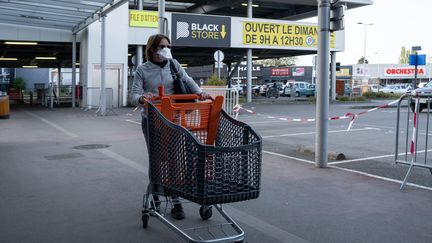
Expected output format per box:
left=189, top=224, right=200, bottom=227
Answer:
left=145, top=34, right=171, bottom=62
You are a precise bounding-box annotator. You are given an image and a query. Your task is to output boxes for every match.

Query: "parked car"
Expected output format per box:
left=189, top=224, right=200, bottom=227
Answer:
left=231, top=84, right=244, bottom=95
left=381, top=84, right=412, bottom=94
left=252, top=85, right=261, bottom=96
left=259, top=83, right=268, bottom=96
left=282, top=81, right=312, bottom=97
left=418, top=82, right=428, bottom=88
left=410, top=81, right=432, bottom=112
left=265, top=82, right=282, bottom=98
left=368, top=84, right=384, bottom=92
left=305, top=84, right=316, bottom=97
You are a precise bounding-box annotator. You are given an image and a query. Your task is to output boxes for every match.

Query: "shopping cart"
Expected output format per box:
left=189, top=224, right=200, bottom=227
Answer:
left=141, top=88, right=262, bottom=243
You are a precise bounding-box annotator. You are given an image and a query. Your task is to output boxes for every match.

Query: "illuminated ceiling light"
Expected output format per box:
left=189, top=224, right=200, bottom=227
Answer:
left=76, top=62, right=80, bottom=65
left=243, top=55, right=259, bottom=59
left=0, top=57, right=18, bottom=61
left=5, top=41, right=38, bottom=45
left=22, top=65, right=38, bottom=68
left=35, top=57, right=56, bottom=60
left=241, top=3, right=259, bottom=7
left=128, top=53, right=132, bottom=56
left=180, top=64, right=188, bottom=67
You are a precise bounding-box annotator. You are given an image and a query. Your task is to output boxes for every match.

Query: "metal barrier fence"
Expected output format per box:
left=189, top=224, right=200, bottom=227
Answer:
left=86, top=87, right=114, bottom=112
left=201, top=87, right=239, bottom=118
left=42, top=84, right=73, bottom=109
left=395, top=94, right=432, bottom=189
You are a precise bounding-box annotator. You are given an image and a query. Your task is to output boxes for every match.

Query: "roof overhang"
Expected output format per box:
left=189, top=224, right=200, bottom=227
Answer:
left=0, top=0, right=373, bottom=68
left=0, top=0, right=129, bottom=32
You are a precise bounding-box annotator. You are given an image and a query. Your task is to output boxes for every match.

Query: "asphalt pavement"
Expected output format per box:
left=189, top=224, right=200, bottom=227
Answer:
left=1, top=102, right=432, bottom=243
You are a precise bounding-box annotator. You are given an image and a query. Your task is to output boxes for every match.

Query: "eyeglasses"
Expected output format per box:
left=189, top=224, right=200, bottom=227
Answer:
left=159, top=44, right=171, bottom=49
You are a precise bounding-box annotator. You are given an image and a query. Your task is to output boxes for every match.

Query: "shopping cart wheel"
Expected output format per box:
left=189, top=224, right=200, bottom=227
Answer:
left=199, top=205, right=213, bottom=220
left=142, top=211, right=149, bottom=228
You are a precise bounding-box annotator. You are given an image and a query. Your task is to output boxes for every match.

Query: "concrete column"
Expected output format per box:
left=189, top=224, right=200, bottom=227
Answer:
left=158, top=0, right=166, bottom=34
left=99, top=14, right=107, bottom=115
left=136, top=0, right=143, bottom=66
left=72, top=34, right=77, bottom=107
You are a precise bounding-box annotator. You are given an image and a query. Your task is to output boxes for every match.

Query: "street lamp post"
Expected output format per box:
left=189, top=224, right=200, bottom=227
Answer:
left=411, top=46, right=422, bottom=89
left=358, top=22, right=373, bottom=75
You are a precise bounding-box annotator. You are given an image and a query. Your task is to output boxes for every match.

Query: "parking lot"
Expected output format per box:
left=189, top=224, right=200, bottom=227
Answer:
left=236, top=98, right=432, bottom=189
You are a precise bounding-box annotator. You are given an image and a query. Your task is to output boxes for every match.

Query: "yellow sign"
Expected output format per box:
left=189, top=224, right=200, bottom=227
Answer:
left=336, top=68, right=350, bottom=76
left=242, top=21, right=335, bottom=48
left=129, top=10, right=158, bottom=28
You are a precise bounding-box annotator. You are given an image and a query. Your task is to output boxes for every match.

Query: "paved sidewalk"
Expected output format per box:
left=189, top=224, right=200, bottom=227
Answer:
left=1, top=106, right=431, bottom=243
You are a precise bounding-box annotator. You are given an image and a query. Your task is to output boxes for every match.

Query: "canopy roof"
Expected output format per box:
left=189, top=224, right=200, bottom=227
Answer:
left=0, top=0, right=372, bottom=68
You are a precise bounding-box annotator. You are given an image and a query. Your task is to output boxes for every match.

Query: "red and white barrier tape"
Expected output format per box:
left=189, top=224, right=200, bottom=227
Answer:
left=233, top=104, right=356, bottom=128
left=233, top=99, right=400, bottom=131
left=410, top=95, right=419, bottom=155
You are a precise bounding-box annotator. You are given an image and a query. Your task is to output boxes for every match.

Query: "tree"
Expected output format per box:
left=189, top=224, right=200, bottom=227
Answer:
left=254, top=57, right=297, bottom=67
left=357, top=56, right=369, bottom=64
left=398, top=46, right=410, bottom=64
left=9, top=77, right=26, bottom=91
left=206, top=73, right=226, bottom=86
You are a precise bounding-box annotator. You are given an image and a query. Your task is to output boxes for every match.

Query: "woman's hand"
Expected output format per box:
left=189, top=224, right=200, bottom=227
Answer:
left=139, top=92, right=154, bottom=103
left=198, top=92, right=211, bottom=100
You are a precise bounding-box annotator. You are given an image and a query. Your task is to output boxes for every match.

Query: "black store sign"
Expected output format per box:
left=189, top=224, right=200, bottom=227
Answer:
left=172, top=13, right=231, bottom=48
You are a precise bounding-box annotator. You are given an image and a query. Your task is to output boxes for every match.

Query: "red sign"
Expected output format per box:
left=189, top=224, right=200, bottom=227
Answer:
left=384, top=67, right=426, bottom=76
left=271, top=68, right=290, bottom=76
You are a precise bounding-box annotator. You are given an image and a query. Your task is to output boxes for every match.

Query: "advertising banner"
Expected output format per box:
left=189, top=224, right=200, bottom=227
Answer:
left=292, top=67, right=305, bottom=76
left=271, top=68, right=290, bottom=76
left=241, top=21, right=336, bottom=48
left=336, top=68, right=350, bottom=77
left=172, top=13, right=231, bottom=48
left=129, top=10, right=158, bottom=28
left=384, top=67, right=426, bottom=77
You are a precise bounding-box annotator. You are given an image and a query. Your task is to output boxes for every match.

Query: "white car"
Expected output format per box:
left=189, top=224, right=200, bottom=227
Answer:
left=381, top=84, right=412, bottom=94
left=368, top=85, right=384, bottom=92
left=231, top=84, right=244, bottom=95
left=418, top=82, right=428, bottom=88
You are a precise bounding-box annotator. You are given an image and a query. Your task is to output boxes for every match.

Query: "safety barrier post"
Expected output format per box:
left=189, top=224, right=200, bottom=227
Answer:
left=395, top=94, right=432, bottom=190
left=201, top=87, right=239, bottom=118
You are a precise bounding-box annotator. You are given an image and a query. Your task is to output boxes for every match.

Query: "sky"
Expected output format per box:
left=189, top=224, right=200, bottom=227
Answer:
left=297, top=0, right=432, bottom=66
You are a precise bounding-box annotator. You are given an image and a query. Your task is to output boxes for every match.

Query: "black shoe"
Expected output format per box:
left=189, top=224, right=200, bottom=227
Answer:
left=171, top=204, right=185, bottom=220
left=150, top=196, right=161, bottom=214
left=150, top=201, right=161, bottom=213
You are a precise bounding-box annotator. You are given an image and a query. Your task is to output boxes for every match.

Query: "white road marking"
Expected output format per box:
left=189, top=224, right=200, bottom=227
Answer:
left=224, top=205, right=310, bottom=243
left=263, top=150, right=314, bottom=164
left=329, top=149, right=432, bottom=165
left=264, top=149, right=432, bottom=191
left=262, top=127, right=380, bottom=138
left=330, top=166, right=432, bottom=191
left=354, top=123, right=395, bottom=129
left=329, top=154, right=394, bottom=165
left=26, top=111, right=80, bottom=138
left=125, top=119, right=141, bottom=125
left=241, top=120, right=295, bottom=125
left=98, top=149, right=148, bottom=176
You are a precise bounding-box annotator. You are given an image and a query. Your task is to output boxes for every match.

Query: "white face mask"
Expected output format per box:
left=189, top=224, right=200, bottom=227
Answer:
left=157, top=47, right=173, bottom=60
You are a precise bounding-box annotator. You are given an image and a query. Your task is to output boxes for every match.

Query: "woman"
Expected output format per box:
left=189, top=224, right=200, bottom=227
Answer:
left=132, top=34, right=208, bottom=220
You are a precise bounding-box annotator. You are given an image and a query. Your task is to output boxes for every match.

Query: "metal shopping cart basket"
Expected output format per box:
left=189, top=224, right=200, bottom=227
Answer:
left=141, top=91, right=262, bottom=243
